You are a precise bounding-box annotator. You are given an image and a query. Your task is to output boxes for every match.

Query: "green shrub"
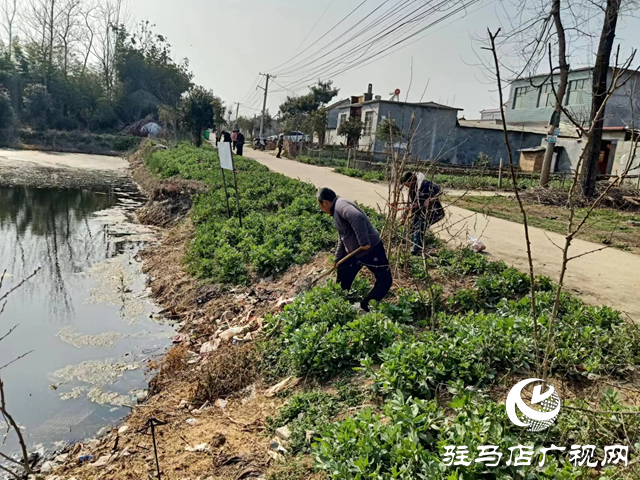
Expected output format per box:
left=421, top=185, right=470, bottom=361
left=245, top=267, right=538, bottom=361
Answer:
left=261, top=283, right=403, bottom=378
left=147, top=143, right=337, bottom=283
left=370, top=313, right=536, bottom=398
left=267, top=385, right=367, bottom=454
left=333, top=166, right=385, bottom=183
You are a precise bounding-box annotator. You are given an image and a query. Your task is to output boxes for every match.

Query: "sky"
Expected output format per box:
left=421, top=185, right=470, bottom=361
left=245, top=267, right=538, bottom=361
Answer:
left=129, top=0, right=640, bottom=121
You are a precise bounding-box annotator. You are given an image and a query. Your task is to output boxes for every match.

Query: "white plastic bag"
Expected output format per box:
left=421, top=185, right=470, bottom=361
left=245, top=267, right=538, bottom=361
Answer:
left=468, top=236, right=486, bottom=253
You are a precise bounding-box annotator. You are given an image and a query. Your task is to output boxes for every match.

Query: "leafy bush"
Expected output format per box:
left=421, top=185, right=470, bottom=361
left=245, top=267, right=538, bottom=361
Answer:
left=316, top=387, right=640, bottom=480
left=147, top=143, right=337, bottom=283
left=267, top=385, right=367, bottom=454
left=334, top=166, right=385, bottom=183
left=370, top=313, right=536, bottom=398
left=261, top=282, right=403, bottom=378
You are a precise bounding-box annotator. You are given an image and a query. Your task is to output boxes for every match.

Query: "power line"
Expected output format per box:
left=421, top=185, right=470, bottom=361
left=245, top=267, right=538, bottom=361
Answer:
left=293, top=0, right=338, bottom=55
left=273, top=0, right=401, bottom=77
left=272, top=0, right=454, bottom=88
left=273, top=0, right=478, bottom=93
left=268, top=0, right=371, bottom=73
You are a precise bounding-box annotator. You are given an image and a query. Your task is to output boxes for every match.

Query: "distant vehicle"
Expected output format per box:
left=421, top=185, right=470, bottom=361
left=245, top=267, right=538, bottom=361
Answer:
left=283, top=131, right=310, bottom=142
left=267, top=135, right=279, bottom=141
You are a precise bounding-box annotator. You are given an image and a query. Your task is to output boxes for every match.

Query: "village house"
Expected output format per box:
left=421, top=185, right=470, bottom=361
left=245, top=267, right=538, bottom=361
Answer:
left=322, top=84, right=545, bottom=166
left=506, top=67, right=640, bottom=176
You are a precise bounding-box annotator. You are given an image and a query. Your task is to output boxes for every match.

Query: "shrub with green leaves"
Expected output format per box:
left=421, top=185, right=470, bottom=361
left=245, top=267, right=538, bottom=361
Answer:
left=369, top=313, right=536, bottom=398
left=316, top=387, right=640, bottom=480
left=145, top=143, right=337, bottom=283
left=267, top=385, right=367, bottom=454
left=333, top=166, right=385, bottom=183
left=261, top=282, right=404, bottom=378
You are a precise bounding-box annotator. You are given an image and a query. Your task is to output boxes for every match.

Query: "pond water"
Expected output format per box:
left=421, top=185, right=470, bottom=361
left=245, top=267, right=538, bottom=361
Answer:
left=0, top=185, right=173, bottom=458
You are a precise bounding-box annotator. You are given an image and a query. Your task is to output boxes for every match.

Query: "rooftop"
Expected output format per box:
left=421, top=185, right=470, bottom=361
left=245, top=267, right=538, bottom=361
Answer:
left=338, top=98, right=463, bottom=111
left=458, top=119, right=581, bottom=138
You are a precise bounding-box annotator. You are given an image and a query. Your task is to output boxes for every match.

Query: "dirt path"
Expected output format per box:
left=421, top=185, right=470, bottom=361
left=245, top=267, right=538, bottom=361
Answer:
left=245, top=148, right=640, bottom=323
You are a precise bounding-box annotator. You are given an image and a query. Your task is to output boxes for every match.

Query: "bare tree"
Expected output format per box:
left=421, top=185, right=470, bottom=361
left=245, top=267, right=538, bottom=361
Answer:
left=90, top=0, right=129, bottom=94
left=582, top=0, right=623, bottom=197
left=0, top=268, right=41, bottom=480
left=0, top=0, right=18, bottom=60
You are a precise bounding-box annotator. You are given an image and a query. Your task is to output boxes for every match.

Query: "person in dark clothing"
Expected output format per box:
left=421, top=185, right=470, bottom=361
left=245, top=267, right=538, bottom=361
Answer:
left=401, top=171, right=445, bottom=256
left=276, top=134, right=284, bottom=158
left=317, top=187, right=392, bottom=311
left=220, top=130, right=232, bottom=143
left=236, top=131, right=245, bottom=156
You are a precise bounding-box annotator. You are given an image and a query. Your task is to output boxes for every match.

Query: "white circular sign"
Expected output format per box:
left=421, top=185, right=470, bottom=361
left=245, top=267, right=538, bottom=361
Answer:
left=506, top=378, right=561, bottom=432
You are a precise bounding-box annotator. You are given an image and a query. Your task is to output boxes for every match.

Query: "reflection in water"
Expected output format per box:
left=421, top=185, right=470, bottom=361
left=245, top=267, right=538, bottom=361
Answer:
left=0, top=185, right=172, bottom=459
left=0, top=187, right=114, bottom=324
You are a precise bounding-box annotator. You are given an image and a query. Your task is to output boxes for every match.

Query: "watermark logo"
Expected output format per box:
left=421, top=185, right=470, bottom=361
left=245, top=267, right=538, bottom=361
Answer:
left=506, top=378, right=561, bottom=432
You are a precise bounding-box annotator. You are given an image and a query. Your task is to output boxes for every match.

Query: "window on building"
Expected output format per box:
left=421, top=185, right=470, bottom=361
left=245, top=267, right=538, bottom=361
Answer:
left=566, top=79, right=588, bottom=106
left=538, top=83, right=556, bottom=108
left=513, top=86, right=530, bottom=109
left=363, top=111, right=374, bottom=136
left=338, top=113, right=347, bottom=129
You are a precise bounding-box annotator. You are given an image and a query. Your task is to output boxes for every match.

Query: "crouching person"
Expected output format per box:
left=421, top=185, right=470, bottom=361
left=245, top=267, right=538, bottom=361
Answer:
left=317, top=187, right=392, bottom=311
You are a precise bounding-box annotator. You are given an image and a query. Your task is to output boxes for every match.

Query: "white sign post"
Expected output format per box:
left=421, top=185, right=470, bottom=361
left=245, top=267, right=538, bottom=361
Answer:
left=217, top=142, right=243, bottom=227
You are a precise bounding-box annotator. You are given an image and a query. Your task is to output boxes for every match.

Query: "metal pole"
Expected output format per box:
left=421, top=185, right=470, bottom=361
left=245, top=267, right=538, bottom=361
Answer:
left=498, top=157, right=504, bottom=188
left=234, top=102, right=241, bottom=124
left=221, top=167, right=232, bottom=219
left=151, top=423, right=161, bottom=480
left=258, top=73, right=273, bottom=140
left=231, top=157, right=243, bottom=228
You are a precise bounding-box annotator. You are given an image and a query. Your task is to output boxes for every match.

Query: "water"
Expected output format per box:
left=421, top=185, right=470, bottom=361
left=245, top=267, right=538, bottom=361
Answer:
left=0, top=185, right=173, bottom=457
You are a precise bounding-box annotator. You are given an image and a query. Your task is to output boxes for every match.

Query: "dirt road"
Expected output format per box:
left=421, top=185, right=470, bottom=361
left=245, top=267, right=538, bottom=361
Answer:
left=246, top=148, right=640, bottom=322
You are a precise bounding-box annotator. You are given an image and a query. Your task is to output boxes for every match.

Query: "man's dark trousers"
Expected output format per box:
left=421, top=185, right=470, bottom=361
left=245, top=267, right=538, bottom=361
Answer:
left=236, top=144, right=244, bottom=156
left=336, top=241, right=392, bottom=311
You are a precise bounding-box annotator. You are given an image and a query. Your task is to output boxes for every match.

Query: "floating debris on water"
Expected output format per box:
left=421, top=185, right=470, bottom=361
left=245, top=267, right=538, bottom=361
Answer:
left=57, top=327, right=125, bottom=348
left=59, top=387, right=87, bottom=400
left=53, top=360, right=141, bottom=387
left=86, top=255, right=149, bottom=324
left=87, top=387, right=131, bottom=407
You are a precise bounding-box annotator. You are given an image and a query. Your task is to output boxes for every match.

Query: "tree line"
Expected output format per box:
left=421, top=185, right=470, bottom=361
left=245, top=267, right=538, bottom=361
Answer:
left=0, top=0, right=228, bottom=145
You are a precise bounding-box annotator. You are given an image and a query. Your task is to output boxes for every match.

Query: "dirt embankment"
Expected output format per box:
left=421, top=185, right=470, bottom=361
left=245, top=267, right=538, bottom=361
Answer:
left=43, top=147, right=332, bottom=480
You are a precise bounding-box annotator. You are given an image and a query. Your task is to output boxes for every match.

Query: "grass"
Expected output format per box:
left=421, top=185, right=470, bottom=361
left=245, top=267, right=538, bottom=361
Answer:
left=451, top=195, right=640, bottom=253
left=330, top=166, right=569, bottom=191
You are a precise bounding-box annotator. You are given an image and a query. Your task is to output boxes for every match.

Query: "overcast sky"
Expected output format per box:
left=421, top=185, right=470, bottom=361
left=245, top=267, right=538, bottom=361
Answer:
left=129, top=0, right=640, bottom=120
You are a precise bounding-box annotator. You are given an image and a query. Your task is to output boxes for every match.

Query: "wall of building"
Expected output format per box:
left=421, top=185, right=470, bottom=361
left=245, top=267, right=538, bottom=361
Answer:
left=506, top=71, right=592, bottom=126
left=602, top=70, right=640, bottom=128
left=505, top=69, right=640, bottom=129
left=376, top=101, right=459, bottom=160
left=451, top=127, right=544, bottom=166
left=610, top=140, right=640, bottom=179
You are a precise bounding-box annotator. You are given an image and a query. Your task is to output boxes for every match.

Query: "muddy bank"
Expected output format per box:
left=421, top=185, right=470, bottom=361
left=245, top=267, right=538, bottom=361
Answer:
left=0, top=148, right=133, bottom=190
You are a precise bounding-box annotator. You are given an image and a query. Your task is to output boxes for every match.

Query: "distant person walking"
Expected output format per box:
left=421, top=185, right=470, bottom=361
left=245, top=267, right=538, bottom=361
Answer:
left=317, top=187, right=392, bottom=311
left=231, top=129, right=238, bottom=151
left=236, top=131, right=245, bottom=156
left=276, top=134, right=284, bottom=158
left=401, top=171, right=445, bottom=256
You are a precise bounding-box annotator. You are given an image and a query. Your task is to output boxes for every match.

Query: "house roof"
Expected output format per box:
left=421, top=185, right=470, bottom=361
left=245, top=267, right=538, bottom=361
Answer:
left=509, top=66, right=639, bottom=83
left=337, top=98, right=463, bottom=111
left=458, top=119, right=581, bottom=138
left=480, top=108, right=501, bottom=114
left=325, top=98, right=350, bottom=111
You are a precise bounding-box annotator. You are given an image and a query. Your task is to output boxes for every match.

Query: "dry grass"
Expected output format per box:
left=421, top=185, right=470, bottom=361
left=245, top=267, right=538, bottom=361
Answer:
left=194, top=344, right=260, bottom=404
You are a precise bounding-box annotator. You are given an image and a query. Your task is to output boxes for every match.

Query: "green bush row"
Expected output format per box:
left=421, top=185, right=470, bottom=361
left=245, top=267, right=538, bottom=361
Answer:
left=145, top=143, right=337, bottom=283
left=314, top=387, right=638, bottom=479
left=333, top=166, right=385, bottom=183
left=17, top=129, right=140, bottom=152
left=296, top=155, right=347, bottom=167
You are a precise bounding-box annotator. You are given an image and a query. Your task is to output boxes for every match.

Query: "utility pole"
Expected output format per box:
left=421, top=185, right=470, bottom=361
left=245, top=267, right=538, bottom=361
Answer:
left=258, top=73, right=275, bottom=140
left=234, top=102, right=241, bottom=123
